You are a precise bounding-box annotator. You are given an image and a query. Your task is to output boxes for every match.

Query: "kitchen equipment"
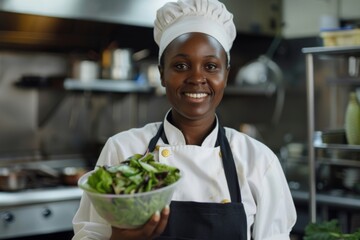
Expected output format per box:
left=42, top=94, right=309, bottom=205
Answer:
left=14, top=75, right=66, bottom=88
left=0, top=167, right=27, bottom=191
left=101, top=43, right=151, bottom=81
left=235, top=33, right=284, bottom=125
left=138, top=60, right=165, bottom=95
left=303, top=46, right=360, bottom=224
left=110, top=48, right=134, bottom=80
left=348, top=56, right=359, bottom=77
left=321, top=129, right=347, bottom=144
left=0, top=165, right=58, bottom=191
left=72, top=60, right=100, bottom=82
left=0, top=158, right=90, bottom=191
left=343, top=168, right=360, bottom=190
left=0, top=190, right=81, bottom=239
left=61, top=167, right=87, bottom=185
left=0, top=157, right=87, bottom=239
left=235, top=55, right=284, bottom=124
left=102, top=47, right=135, bottom=80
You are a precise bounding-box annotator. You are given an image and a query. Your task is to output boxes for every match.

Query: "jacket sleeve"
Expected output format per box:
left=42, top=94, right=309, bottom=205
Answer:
left=72, top=138, right=120, bottom=240
left=252, top=154, right=297, bottom=240
left=72, top=194, right=112, bottom=240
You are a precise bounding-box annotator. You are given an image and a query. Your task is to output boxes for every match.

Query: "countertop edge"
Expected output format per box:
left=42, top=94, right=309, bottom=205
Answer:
left=0, top=187, right=83, bottom=208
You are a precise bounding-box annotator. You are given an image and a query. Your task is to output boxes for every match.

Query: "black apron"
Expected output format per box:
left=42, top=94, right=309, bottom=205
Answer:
left=148, top=123, right=247, bottom=240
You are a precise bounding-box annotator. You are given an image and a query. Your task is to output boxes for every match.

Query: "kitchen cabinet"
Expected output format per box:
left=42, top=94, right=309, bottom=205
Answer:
left=302, top=45, right=360, bottom=231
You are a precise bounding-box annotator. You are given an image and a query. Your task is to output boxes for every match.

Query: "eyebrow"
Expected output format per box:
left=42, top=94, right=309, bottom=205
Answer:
left=172, top=53, right=189, bottom=59
left=171, top=53, right=220, bottom=59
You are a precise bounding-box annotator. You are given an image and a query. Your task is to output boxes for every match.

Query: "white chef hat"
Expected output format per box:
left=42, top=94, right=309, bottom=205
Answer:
left=154, top=0, right=236, bottom=62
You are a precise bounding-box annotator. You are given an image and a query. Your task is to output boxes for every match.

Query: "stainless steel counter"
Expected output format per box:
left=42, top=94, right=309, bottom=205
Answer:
left=0, top=157, right=86, bottom=239
left=0, top=187, right=82, bottom=208
left=0, top=187, right=83, bottom=239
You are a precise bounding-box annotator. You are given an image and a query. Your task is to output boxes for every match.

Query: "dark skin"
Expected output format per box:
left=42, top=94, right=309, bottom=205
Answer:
left=110, top=32, right=229, bottom=240
left=160, top=32, right=229, bottom=145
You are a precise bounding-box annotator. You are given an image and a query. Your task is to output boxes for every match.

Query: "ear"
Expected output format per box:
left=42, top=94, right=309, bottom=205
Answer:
left=158, top=65, right=165, bottom=87
left=224, top=66, right=230, bottom=87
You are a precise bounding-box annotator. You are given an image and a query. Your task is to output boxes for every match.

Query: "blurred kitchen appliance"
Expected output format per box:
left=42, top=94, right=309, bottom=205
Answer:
left=137, top=60, right=165, bottom=95
left=235, top=35, right=285, bottom=125
left=101, top=45, right=135, bottom=80
left=0, top=167, right=27, bottom=191
left=0, top=157, right=86, bottom=239
left=72, top=60, right=100, bottom=82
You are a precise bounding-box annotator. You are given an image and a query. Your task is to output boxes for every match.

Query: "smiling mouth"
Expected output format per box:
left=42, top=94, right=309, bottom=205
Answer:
left=184, top=93, right=208, bottom=99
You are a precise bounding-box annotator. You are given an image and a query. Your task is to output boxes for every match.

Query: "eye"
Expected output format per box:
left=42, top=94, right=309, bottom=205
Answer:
left=205, top=63, right=218, bottom=71
left=174, top=63, right=189, bottom=71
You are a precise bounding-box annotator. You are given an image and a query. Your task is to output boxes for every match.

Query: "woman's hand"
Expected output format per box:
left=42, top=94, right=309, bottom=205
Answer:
left=110, top=205, right=170, bottom=240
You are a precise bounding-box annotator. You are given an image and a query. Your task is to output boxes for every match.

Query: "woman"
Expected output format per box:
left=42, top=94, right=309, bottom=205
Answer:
left=72, top=0, right=297, bottom=239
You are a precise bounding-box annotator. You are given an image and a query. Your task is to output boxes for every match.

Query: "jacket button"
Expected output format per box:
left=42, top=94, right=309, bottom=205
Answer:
left=155, top=145, right=160, bottom=151
left=161, top=149, right=170, bottom=157
left=221, top=199, right=231, bottom=204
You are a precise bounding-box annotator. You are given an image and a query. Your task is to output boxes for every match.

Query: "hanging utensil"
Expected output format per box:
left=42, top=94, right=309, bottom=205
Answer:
left=235, top=31, right=285, bottom=125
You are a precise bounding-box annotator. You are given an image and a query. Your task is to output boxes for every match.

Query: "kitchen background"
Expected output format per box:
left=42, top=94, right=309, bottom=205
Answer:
left=0, top=0, right=359, bottom=239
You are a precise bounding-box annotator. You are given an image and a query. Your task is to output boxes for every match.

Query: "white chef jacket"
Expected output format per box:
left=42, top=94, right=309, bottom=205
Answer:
left=72, top=114, right=297, bottom=240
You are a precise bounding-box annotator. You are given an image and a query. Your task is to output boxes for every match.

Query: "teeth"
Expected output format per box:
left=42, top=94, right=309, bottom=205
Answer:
left=185, top=93, right=208, bottom=98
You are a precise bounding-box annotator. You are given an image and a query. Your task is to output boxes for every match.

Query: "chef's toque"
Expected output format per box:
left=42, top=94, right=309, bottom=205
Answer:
left=154, top=0, right=236, bottom=62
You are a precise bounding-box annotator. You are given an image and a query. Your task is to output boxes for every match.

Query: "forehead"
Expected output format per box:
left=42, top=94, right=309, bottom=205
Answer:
left=163, top=32, right=226, bottom=59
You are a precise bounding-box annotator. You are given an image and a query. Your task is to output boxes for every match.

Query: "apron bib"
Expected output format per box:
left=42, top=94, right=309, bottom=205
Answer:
left=148, top=123, right=247, bottom=240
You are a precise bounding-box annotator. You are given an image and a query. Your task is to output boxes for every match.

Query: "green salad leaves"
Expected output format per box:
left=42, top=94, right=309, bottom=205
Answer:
left=304, top=219, right=360, bottom=240
left=87, top=153, right=181, bottom=195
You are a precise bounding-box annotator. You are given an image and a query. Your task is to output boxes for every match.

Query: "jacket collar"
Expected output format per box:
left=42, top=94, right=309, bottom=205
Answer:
left=163, top=109, right=219, bottom=147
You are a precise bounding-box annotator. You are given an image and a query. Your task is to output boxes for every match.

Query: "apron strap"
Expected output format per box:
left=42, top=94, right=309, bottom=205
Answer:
left=147, top=123, right=168, bottom=152
left=147, top=124, right=163, bottom=152
left=217, top=126, right=242, bottom=203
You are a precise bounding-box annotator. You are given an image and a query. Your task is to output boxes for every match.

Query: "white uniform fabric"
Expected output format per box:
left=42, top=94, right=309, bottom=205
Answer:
left=72, top=114, right=297, bottom=240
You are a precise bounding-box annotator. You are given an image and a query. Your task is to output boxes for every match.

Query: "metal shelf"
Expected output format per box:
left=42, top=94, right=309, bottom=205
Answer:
left=302, top=45, right=360, bottom=55
left=64, top=79, right=277, bottom=96
left=316, top=158, right=360, bottom=168
left=303, top=45, right=360, bottom=223
left=314, top=143, right=360, bottom=151
left=284, top=155, right=360, bottom=168
left=64, top=79, right=154, bottom=93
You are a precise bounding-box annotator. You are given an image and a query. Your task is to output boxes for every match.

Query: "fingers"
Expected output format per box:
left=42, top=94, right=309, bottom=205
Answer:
left=138, top=205, right=170, bottom=239
left=110, top=206, right=170, bottom=240
left=153, top=205, right=170, bottom=236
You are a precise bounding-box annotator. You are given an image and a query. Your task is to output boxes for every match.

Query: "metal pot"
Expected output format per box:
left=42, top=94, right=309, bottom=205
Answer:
left=72, top=60, right=100, bottom=82
left=0, top=167, right=27, bottom=191
left=61, top=167, right=87, bottom=186
left=102, top=48, right=135, bottom=80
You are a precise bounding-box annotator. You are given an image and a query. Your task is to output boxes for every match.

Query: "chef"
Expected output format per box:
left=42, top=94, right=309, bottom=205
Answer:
left=72, top=0, right=297, bottom=239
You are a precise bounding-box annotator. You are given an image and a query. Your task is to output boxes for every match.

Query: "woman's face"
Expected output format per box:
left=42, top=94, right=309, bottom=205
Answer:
left=159, top=32, right=229, bottom=121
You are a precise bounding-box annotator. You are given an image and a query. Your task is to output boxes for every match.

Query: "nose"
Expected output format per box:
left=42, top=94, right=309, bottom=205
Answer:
left=187, top=67, right=206, bottom=84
